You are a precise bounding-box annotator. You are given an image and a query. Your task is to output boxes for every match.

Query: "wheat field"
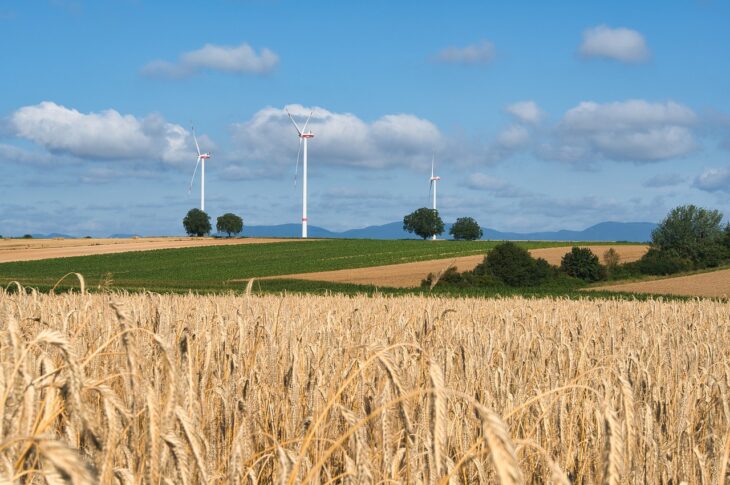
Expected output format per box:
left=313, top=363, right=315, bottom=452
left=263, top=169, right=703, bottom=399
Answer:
left=1, top=286, right=729, bottom=484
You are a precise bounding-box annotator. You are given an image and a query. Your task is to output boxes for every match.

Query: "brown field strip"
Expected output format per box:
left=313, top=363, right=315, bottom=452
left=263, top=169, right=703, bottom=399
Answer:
left=264, top=244, right=649, bottom=288
left=0, top=237, right=311, bottom=263
left=589, top=268, right=730, bottom=298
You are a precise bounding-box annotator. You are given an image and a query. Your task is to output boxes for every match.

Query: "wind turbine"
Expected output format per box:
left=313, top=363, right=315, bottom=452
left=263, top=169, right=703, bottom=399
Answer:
left=286, top=108, right=314, bottom=238
left=188, top=126, right=211, bottom=212
left=429, top=154, right=441, bottom=240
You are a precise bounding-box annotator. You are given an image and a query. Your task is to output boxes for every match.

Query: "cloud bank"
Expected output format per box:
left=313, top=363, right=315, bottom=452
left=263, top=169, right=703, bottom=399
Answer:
left=9, top=101, right=193, bottom=164
left=231, top=104, right=443, bottom=170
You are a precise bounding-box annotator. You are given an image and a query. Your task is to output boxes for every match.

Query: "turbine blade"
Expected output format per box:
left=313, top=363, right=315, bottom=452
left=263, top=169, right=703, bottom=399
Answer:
left=428, top=179, right=433, bottom=205
left=301, top=110, right=314, bottom=134
left=294, top=137, right=303, bottom=188
left=191, top=126, right=201, bottom=157
left=286, top=108, right=302, bottom=136
left=189, top=156, right=201, bottom=194
left=431, top=153, right=435, bottom=178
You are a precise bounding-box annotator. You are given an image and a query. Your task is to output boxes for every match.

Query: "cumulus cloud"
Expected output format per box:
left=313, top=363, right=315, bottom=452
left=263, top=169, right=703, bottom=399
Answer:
left=579, top=25, right=650, bottom=63
left=505, top=101, right=543, bottom=124
left=9, top=101, right=196, bottom=165
left=643, top=173, right=686, bottom=188
left=539, top=100, right=697, bottom=163
left=694, top=167, right=730, bottom=193
left=433, top=41, right=495, bottom=65
left=142, top=43, right=279, bottom=78
left=231, top=104, right=442, bottom=170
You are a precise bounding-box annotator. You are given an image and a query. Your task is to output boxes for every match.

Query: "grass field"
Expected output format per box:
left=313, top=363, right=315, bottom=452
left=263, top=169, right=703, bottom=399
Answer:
left=2, top=290, right=727, bottom=482
left=0, top=239, right=618, bottom=293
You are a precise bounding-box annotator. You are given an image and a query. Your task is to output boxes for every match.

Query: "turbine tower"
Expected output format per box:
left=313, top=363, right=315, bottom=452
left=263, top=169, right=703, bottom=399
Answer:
left=286, top=108, right=314, bottom=238
left=429, top=154, right=441, bottom=241
left=188, top=126, right=211, bottom=212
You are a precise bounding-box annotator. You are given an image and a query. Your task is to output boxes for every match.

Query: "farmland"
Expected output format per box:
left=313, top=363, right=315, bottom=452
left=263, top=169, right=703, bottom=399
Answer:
left=0, top=239, right=623, bottom=293
left=1, top=289, right=728, bottom=483
left=590, top=267, right=730, bottom=298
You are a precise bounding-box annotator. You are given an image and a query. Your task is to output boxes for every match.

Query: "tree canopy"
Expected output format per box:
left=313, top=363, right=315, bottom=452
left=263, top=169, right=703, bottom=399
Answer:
left=403, top=208, right=445, bottom=240
left=216, top=213, right=243, bottom=237
left=651, top=205, right=724, bottom=262
left=183, top=209, right=211, bottom=237
left=449, top=217, right=483, bottom=240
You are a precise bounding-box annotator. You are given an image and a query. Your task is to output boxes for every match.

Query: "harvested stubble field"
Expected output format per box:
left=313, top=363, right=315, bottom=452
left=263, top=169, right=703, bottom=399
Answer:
left=590, top=267, right=730, bottom=299
left=265, top=245, right=648, bottom=288
left=1, top=288, right=729, bottom=483
left=0, top=237, right=306, bottom=264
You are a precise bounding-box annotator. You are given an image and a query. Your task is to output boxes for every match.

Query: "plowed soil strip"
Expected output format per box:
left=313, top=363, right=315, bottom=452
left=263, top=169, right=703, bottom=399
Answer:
left=0, top=237, right=314, bottom=263
left=588, top=268, right=730, bottom=298
left=263, top=245, right=648, bottom=288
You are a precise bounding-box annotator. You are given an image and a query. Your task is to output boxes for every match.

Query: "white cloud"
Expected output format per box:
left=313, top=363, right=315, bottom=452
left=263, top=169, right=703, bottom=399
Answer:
left=9, top=101, right=196, bottom=165
left=694, top=167, right=730, bottom=193
left=142, top=43, right=278, bottom=78
left=433, top=41, right=495, bottom=65
left=579, top=25, right=650, bottom=63
left=506, top=101, right=543, bottom=124
left=540, top=100, right=697, bottom=163
left=231, top=104, right=443, bottom=170
left=495, top=125, right=530, bottom=148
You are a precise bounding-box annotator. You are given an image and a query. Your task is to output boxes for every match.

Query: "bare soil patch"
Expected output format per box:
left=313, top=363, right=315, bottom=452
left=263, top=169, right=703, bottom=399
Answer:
left=0, top=237, right=311, bottom=263
left=589, top=268, right=730, bottom=298
left=265, top=244, right=648, bottom=288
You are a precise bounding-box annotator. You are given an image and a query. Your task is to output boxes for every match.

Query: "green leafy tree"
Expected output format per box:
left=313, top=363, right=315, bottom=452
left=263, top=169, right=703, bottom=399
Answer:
left=183, top=208, right=211, bottom=237
left=449, top=217, right=483, bottom=240
left=477, top=242, right=545, bottom=287
left=651, top=205, right=724, bottom=262
left=560, top=247, right=605, bottom=282
left=403, top=208, right=445, bottom=240
left=216, top=213, right=244, bottom=237
left=724, top=223, right=730, bottom=250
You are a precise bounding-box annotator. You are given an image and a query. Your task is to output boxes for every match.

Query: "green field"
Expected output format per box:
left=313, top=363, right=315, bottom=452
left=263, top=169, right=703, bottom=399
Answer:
left=0, top=239, right=616, bottom=293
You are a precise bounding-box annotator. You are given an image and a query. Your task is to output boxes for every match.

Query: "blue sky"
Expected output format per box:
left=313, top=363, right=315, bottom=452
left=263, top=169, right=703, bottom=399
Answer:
left=1, top=0, right=729, bottom=236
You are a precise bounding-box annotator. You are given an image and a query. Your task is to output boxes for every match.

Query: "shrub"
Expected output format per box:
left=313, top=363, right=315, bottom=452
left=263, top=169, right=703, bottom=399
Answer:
left=22, top=234, right=33, bottom=239
left=482, top=242, right=546, bottom=287
left=449, top=217, right=483, bottom=240
left=560, top=247, right=606, bottom=282
left=634, top=248, right=692, bottom=276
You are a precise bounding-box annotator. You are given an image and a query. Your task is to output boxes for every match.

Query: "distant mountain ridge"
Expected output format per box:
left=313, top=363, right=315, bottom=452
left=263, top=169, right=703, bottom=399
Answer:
left=244, top=221, right=657, bottom=242
left=15, top=221, right=656, bottom=242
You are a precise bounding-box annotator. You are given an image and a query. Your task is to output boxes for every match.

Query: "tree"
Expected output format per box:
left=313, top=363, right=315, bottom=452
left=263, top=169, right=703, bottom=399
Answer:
left=183, top=208, right=211, bottom=237
left=560, top=247, right=605, bottom=282
left=651, top=205, right=724, bottom=262
left=216, top=213, right=244, bottom=237
left=403, top=208, right=444, bottom=240
left=477, top=242, right=545, bottom=287
left=450, top=217, right=483, bottom=240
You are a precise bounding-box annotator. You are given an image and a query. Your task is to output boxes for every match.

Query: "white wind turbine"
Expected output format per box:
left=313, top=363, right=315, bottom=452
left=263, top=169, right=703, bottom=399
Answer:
left=188, top=126, right=211, bottom=212
left=286, top=108, right=314, bottom=238
left=429, top=154, right=441, bottom=240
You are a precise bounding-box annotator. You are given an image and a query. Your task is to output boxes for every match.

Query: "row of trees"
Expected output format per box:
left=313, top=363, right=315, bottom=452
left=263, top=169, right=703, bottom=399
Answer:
left=402, top=208, right=483, bottom=240
left=183, top=209, right=244, bottom=237
left=426, top=204, right=730, bottom=289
